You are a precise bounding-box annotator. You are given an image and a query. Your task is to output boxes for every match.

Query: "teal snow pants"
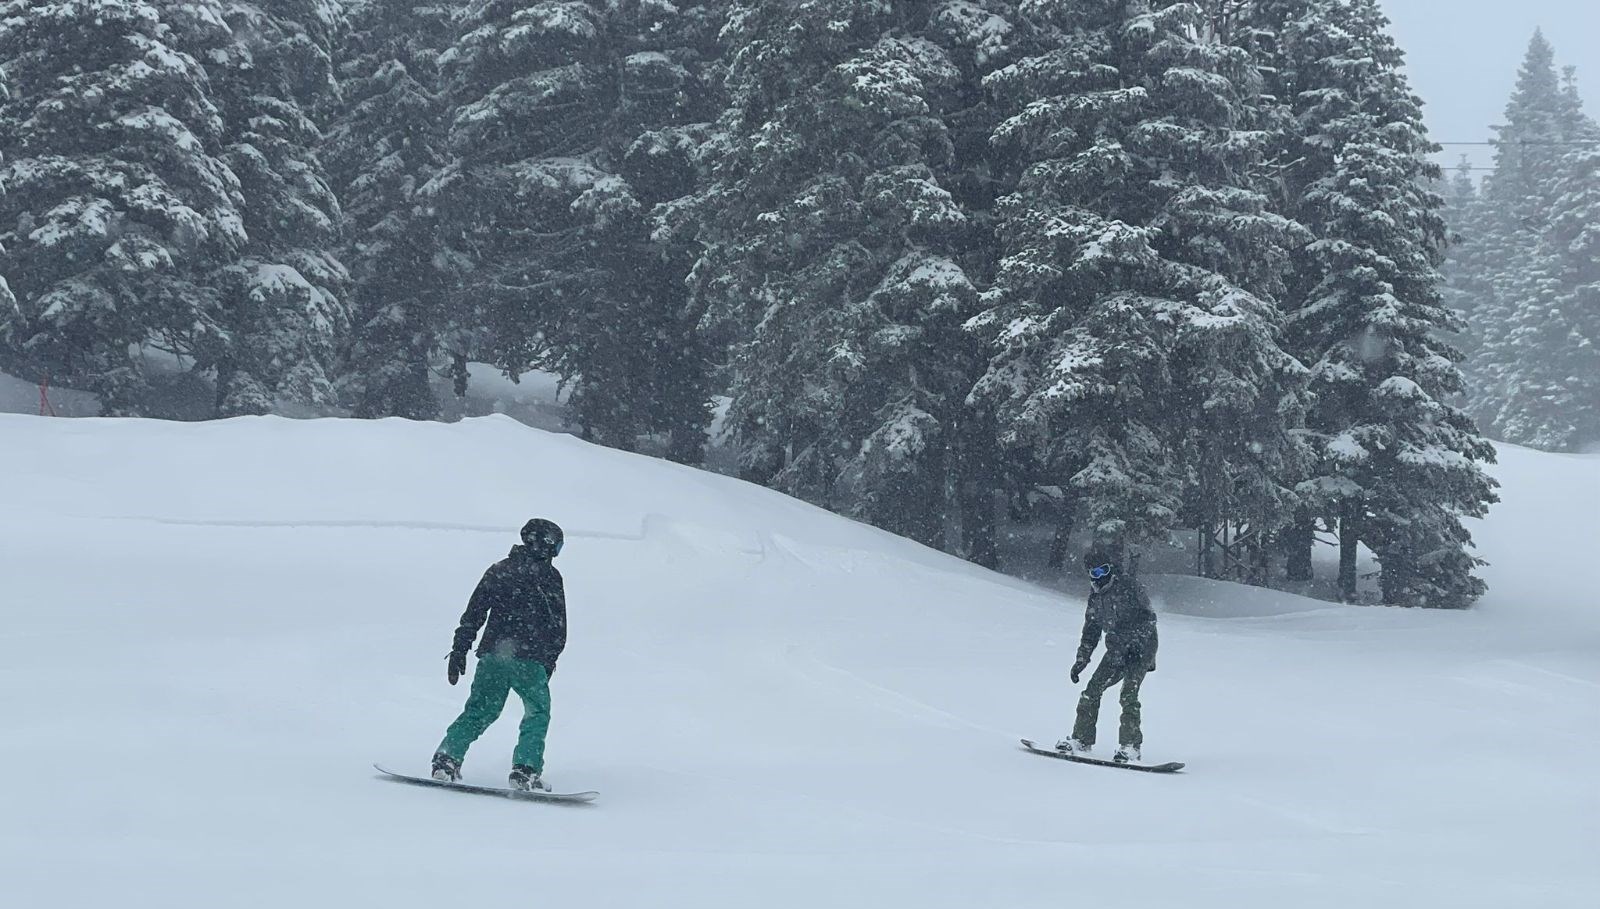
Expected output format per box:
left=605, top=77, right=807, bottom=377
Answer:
left=437, top=654, right=552, bottom=771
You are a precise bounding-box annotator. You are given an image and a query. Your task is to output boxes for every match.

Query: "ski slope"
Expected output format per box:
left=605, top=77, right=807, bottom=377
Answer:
left=1, top=414, right=1595, bottom=908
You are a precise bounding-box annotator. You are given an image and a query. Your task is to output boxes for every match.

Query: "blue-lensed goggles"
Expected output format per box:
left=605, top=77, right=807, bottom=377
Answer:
left=1088, top=564, right=1114, bottom=580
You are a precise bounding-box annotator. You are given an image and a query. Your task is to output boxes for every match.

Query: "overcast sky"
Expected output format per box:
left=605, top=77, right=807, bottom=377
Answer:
left=1380, top=0, right=1600, bottom=173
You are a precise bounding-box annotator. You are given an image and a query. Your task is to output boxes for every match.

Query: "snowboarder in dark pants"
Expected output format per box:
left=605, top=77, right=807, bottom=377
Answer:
left=1057, top=545, right=1158, bottom=763
left=431, top=518, right=567, bottom=791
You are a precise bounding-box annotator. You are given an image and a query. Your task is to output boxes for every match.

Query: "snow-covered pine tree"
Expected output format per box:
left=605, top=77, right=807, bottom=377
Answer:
left=1441, top=158, right=1493, bottom=373
left=206, top=0, right=350, bottom=415
left=1465, top=32, right=1600, bottom=449
left=968, top=0, right=1310, bottom=560
left=428, top=0, right=609, bottom=395
left=1484, top=33, right=1574, bottom=239
left=928, top=0, right=1020, bottom=567
left=1487, top=63, right=1600, bottom=451
left=430, top=0, right=721, bottom=460
left=1258, top=0, right=1497, bottom=606
left=0, top=0, right=246, bottom=414
left=1541, top=90, right=1600, bottom=444
left=556, top=0, right=727, bottom=462
left=1460, top=37, right=1564, bottom=432
left=0, top=51, right=14, bottom=334
left=325, top=0, right=456, bottom=419
left=690, top=1, right=988, bottom=548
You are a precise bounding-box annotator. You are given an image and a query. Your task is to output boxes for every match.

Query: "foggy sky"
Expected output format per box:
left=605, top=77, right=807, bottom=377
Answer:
left=1381, top=0, right=1600, bottom=173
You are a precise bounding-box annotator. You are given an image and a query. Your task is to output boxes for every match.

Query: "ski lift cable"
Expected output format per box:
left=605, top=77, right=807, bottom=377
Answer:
left=1435, top=140, right=1600, bottom=146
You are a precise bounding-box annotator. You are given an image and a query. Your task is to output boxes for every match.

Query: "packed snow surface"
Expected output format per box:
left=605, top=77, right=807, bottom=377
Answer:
left=1, top=414, right=1595, bottom=908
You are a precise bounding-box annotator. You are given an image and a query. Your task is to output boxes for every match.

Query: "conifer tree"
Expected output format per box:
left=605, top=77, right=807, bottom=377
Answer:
left=1441, top=158, right=1493, bottom=373
left=325, top=0, right=456, bottom=419
left=204, top=0, right=350, bottom=415
left=1465, top=33, right=1600, bottom=449
left=1258, top=0, right=1497, bottom=606
left=930, top=0, right=1020, bottom=567
left=432, top=0, right=722, bottom=459
left=558, top=0, right=727, bottom=462
left=1486, top=33, right=1574, bottom=225
left=691, top=1, right=991, bottom=547
left=429, top=0, right=607, bottom=384
left=0, top=0, right=246, bottom=414
left=1486, top=62, right=1600, bottom=451
left=0, top=56, right=14, bottom=333
left=968, top=0, right=1310, bottom=555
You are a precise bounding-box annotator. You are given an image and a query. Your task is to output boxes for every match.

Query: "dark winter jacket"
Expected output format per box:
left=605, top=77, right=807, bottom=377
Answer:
left=1076, top=574, right=1158, bottom=670
left=451, top=544, right=567, bottom=673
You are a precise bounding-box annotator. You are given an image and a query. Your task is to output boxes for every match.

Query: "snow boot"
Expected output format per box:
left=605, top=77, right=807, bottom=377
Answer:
left=1113, top=746, right=1141, bottom=764
left=508, top=764, right=549, bottom=792
left=431, top=751, right=461, bottom=783
left=1054, top=737, right=1089, bottom=755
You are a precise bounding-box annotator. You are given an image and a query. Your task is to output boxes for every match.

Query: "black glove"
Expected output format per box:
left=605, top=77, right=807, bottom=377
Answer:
left=1071, top=660, right=1088, bottom=684
left=447, top=650, right=468, bottom=685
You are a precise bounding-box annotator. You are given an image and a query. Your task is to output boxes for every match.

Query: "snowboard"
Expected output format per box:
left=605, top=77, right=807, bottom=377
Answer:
left=374, top=764, right=599, bottom=803
left=1019, top=739, right=1185, bottom=773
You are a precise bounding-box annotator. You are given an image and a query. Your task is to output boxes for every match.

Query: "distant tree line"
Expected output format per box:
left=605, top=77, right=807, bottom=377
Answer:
left=12, top=0, right=1578, bottom=607
left=1442, top=31, right=1600, bottom=455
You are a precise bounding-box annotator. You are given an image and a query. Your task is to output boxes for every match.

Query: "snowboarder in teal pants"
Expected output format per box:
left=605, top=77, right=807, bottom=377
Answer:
left=432, top=519, right=567, bottom=791
left=1056, top=544, right=1158, bottom=764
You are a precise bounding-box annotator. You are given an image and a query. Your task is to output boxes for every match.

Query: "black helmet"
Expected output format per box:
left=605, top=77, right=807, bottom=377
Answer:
left=1083, top=543, right=1119, bottom=591
left=520, top=518, right=564, bottom=559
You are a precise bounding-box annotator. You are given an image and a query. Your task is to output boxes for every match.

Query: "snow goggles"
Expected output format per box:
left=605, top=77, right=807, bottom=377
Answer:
left=1088, top=564, right=1114, bottom=580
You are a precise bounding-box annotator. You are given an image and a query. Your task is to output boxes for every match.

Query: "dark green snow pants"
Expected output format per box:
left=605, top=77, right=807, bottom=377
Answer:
left=437, top=654, right=552, bottom=771
left=1072, top=654, right=1148, bottom=750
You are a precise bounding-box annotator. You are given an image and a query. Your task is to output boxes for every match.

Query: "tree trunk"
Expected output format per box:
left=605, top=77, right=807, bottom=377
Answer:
left=954, top=419, right=1000, bottom=569
left=1285, top=510, right=1315, bottom=582
left=1199, top=521, right=1217, bottom=578
left=960, top=482, right=999, bottom=569
left=916, top=440, right=948, bottom=552
left=1251, top=530, right=1270, bottom=586
left=1338, top=503, right=1360, bottom=603
left=1046, top=501, right=1075, bottom=570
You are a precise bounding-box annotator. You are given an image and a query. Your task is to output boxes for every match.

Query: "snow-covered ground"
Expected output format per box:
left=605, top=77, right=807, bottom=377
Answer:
left=0, top=370, right=100, bottom=417
left=1, top=414, right=1595, bottom=908
left=1, top=363, right=574, bottom=428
